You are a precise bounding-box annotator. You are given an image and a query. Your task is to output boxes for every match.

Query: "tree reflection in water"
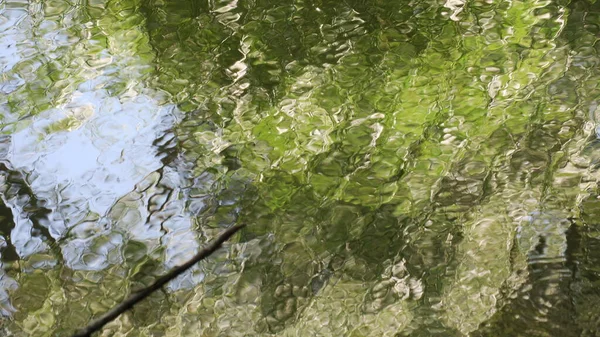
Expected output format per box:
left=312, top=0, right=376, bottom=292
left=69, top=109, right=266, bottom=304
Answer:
left=1, top=0, right=600, bottom=335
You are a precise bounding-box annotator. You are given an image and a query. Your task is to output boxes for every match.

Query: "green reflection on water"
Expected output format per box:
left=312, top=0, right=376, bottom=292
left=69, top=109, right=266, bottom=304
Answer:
left=3, top=0, right=600, bottom=335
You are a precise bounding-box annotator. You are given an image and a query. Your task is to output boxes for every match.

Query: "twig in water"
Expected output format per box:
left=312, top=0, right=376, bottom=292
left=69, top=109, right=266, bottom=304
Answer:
left=72, top=224, right=245, bottom=337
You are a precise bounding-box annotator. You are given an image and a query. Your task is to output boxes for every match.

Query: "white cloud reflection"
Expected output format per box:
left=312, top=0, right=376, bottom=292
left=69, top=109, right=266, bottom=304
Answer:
left=0, top=1, right=202, bottom=275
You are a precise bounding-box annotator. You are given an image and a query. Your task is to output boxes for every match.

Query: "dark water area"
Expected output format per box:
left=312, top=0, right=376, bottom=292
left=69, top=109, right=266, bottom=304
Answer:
left=1, top=0, right=600, bottom=335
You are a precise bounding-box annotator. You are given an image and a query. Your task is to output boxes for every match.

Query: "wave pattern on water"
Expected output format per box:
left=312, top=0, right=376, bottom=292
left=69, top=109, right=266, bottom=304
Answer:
left=1, top=0, right=600, bottom=336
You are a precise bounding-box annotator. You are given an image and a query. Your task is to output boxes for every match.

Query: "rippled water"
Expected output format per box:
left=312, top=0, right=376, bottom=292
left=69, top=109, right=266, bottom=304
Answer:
left=1, top=0, right=600, bottom=335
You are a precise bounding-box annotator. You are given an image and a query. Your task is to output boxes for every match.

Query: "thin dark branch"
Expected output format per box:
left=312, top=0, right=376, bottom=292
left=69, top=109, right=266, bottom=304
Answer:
left=71, top=224, right=245, bottom=337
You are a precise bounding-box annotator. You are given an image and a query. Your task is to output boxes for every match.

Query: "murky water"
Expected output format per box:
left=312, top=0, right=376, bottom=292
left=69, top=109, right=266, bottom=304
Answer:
left=1, top=0, right=600, bottom=335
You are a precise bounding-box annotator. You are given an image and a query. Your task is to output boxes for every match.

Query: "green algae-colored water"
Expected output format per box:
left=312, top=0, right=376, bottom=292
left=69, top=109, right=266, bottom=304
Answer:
left=1, top=0, right=600, bottom=335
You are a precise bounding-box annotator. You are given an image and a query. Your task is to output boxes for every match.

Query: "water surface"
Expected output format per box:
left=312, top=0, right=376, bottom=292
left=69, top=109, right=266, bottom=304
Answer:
left=1, top=0, right=600, bottom=335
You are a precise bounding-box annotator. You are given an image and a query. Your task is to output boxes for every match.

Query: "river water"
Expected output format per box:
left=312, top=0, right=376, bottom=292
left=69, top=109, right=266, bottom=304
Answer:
left=1, top=0, right=600, bottom=336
